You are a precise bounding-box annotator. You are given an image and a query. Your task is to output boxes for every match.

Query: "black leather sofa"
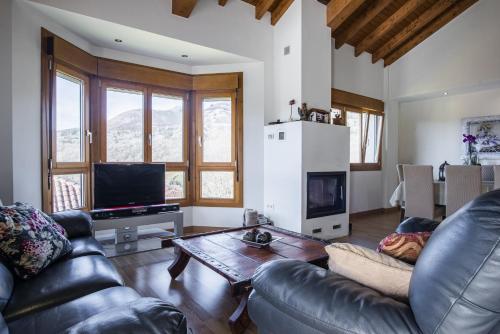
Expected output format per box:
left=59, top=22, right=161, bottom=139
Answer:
left=0, top=210, right=187, bottom=334
left=248, top=189, right=500, bottom=334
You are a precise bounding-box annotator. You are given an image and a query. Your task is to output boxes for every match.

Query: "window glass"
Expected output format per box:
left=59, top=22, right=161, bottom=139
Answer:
left=365, top=114, right=383, bottom=163
left=346, top=111, right=361, bottom=163
left=201, top=171, right=234, bottom=199
left=52, top=174, right=84, bottom=212
left=202, top=97, right=232, bottom=162
left=56, top=72, right=84, bottom=162
left=152, top=95, right=184, bottom=162
left=106, top=88, right=144, bottom=162
left=165, top=171, right=185, bottom=200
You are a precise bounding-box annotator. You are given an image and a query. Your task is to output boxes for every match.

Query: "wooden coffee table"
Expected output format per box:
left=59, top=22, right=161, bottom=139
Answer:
left=168, top=224, right=328, bottom=334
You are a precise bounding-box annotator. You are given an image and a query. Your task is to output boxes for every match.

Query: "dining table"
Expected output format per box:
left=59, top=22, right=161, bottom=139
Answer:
left=389, top=180, right=495, bottom=207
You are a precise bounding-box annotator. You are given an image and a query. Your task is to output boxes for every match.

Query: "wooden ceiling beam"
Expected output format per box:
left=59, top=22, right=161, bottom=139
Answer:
left=384, top=0, right=478, bottom=66
left=172, top=0, right=197, bottom=18
left=334, top=0, right=392, bottom=49
left=256, top=0, right=276, bottom=20
left=372, top=0, right=455, bottom=63
left=354, top=0, right=427, bottom=57
left=271, top=0, right=294, bottom=26
left=219, top=0, right=228, bottom=6
left=327, top=0, right=366, bottom=34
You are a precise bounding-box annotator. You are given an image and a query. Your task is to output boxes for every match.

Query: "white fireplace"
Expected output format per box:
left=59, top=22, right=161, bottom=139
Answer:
left=264, top=121, right=350, bottom=239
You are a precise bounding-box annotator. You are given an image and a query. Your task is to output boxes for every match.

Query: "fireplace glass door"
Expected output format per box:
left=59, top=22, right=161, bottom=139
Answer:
left=306, top=172, right=346, bottom=219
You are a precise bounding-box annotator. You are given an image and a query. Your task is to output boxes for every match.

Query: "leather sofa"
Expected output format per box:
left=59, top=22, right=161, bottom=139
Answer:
left=248, top=189, right=500, bottom=334
left=0, top=210, right=187, bottom=334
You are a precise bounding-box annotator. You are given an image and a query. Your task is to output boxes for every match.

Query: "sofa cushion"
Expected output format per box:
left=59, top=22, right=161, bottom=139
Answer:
left=250, top=260, right=421, bottom=334
left=68, top=237, right=105, bottom=259
left=0, top=263, right=13, bottom=312
left=0, top=314, right=7, bottom=334
left=63, top=298, right=187, bottom=334
left=0, top=203, right=72, bottom=279
left=3, top=255, right=123, bottom=321
left=410, top=189, right=500, bottom=334
left=326, top=243, right=413, bottom=300
left=377, top=232, right=431, bottom=264
left=7, top=287, right=140, bottom=334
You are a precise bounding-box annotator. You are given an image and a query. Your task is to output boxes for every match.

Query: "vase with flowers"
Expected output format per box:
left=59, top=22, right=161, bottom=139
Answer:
left=462, top=134, right=480, bottom=165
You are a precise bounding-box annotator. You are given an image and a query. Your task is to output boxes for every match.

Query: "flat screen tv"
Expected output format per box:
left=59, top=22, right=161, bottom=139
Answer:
left=93, top=163, right=165, bottom=209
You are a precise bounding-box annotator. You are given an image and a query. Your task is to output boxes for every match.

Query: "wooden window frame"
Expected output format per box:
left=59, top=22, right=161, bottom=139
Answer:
left=333, top=104, right=384, bottom=171
left=332, top=88, right=384, bottom=172
left=42, top=29, right=244, bottom=212
left=149, top=87, right=191, bottom=207
left=49, top=64, right=92, bottom=211
left=194, top=90, right=243, bottom=207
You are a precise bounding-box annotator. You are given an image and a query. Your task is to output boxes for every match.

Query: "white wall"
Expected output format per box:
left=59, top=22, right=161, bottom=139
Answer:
left=30, top=0, right=276, bottom=124
left=399, top=88, right=500, bottom=178
left=272, top=0, right=302, bottom=121
left=332, top=43, right=384, bottom=100
left=388, top=0, right=497, bottom=100
left=301, top=0, right=331, bottom=111
left=331, top=41, right=386, bottom=213
left=389, top=0, right=500, bottom=180
left=11, top=0, right=93, bottom=206
left=0, top=0, right=13, bottom=204
left=9, top=0, right=266, bottom=229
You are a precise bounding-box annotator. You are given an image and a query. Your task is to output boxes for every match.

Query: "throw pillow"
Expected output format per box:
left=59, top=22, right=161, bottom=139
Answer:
left=0, top=203, right=72, bottom=279
left=325, top=243, right=413, bottom=300
left=377, top=232, right=431, bottom=264
left=14, top=202, right=68, bottom=238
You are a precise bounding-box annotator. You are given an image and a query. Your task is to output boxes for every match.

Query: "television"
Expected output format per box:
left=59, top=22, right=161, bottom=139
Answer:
left=93, top=163, right=165, bottom=209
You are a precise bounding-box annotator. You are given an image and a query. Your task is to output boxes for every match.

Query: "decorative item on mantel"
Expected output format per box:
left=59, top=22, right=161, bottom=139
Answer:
left=438, top=161, right=449, bottom=181
left=462, top=134, right=480, bottom=165
left=309, top=108, right=331, bottom=124
left=298, top=102, right=310, bottom=121
left=332, top=111, right=343, bottom=125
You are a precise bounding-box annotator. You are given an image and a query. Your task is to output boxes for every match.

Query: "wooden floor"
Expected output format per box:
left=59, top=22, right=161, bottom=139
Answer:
left=111, top=210, right=401, bottom=334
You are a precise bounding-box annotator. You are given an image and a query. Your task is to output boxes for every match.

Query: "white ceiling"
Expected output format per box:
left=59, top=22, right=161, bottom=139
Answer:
left=28, top=1, right=254, bottom=66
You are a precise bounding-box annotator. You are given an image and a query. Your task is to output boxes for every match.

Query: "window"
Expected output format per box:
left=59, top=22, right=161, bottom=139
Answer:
left=50, top=65, right=91, bottom=211
left=42, top=30, right=243, bottom=211
left=195, top=92, right=242, bottom=206
left=334, top=105, right=384, bottom=171
left=105, top=87, right=145, bottom=162
left=100, top=81, right=190, bottom=205
left=150, top=90, right=189, bottom=203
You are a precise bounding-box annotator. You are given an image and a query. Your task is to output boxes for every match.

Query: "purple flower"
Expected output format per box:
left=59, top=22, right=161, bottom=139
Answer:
left=462, top=134, right=477, bottom=144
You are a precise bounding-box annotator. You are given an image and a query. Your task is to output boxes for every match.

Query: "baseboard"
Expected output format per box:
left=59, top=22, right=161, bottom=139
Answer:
left=349, top=207, right=399, bottom=219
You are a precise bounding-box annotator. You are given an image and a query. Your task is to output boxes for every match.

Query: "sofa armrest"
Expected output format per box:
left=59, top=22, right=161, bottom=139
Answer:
left=249, top=259, right=422, bottom=334
left=50, top=210, right=93, bottom=239
left=396, top=217, right=440, bottom=233
left=64, top=298, right=187, bottom=334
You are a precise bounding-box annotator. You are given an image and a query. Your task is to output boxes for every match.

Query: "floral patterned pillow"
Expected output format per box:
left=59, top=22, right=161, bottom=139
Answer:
left=377, top=232, right=432, bottom=264
left=0, top=203, right=72, bottom=279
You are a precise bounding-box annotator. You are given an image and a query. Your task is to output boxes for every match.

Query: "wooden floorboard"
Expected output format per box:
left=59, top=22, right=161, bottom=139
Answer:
left=111, top=210, right=401, bottom=334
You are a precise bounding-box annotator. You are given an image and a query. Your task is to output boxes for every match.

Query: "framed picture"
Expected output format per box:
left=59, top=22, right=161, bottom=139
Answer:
left=462, top=115, right=500, bottom=163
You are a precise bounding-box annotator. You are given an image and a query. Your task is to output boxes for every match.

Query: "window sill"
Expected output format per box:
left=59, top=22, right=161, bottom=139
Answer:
left=350, top=163, right=382, bottom=171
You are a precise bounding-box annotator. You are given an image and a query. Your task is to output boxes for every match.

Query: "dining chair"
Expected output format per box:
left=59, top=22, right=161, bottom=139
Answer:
left=445, top=165, right=481, bottom=216
left=403, top=165, right=443, bottom=220
left=494, top=165, right=500, bottom=189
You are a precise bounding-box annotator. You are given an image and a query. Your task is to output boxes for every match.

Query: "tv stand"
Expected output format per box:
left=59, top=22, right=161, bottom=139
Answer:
left=92, top=210, right=184, bottom=246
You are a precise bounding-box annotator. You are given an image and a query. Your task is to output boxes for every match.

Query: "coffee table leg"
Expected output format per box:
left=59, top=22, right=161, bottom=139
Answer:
left=228, top=290, right=251, bottom=334
left=168, top=247, right=190, bottom=279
